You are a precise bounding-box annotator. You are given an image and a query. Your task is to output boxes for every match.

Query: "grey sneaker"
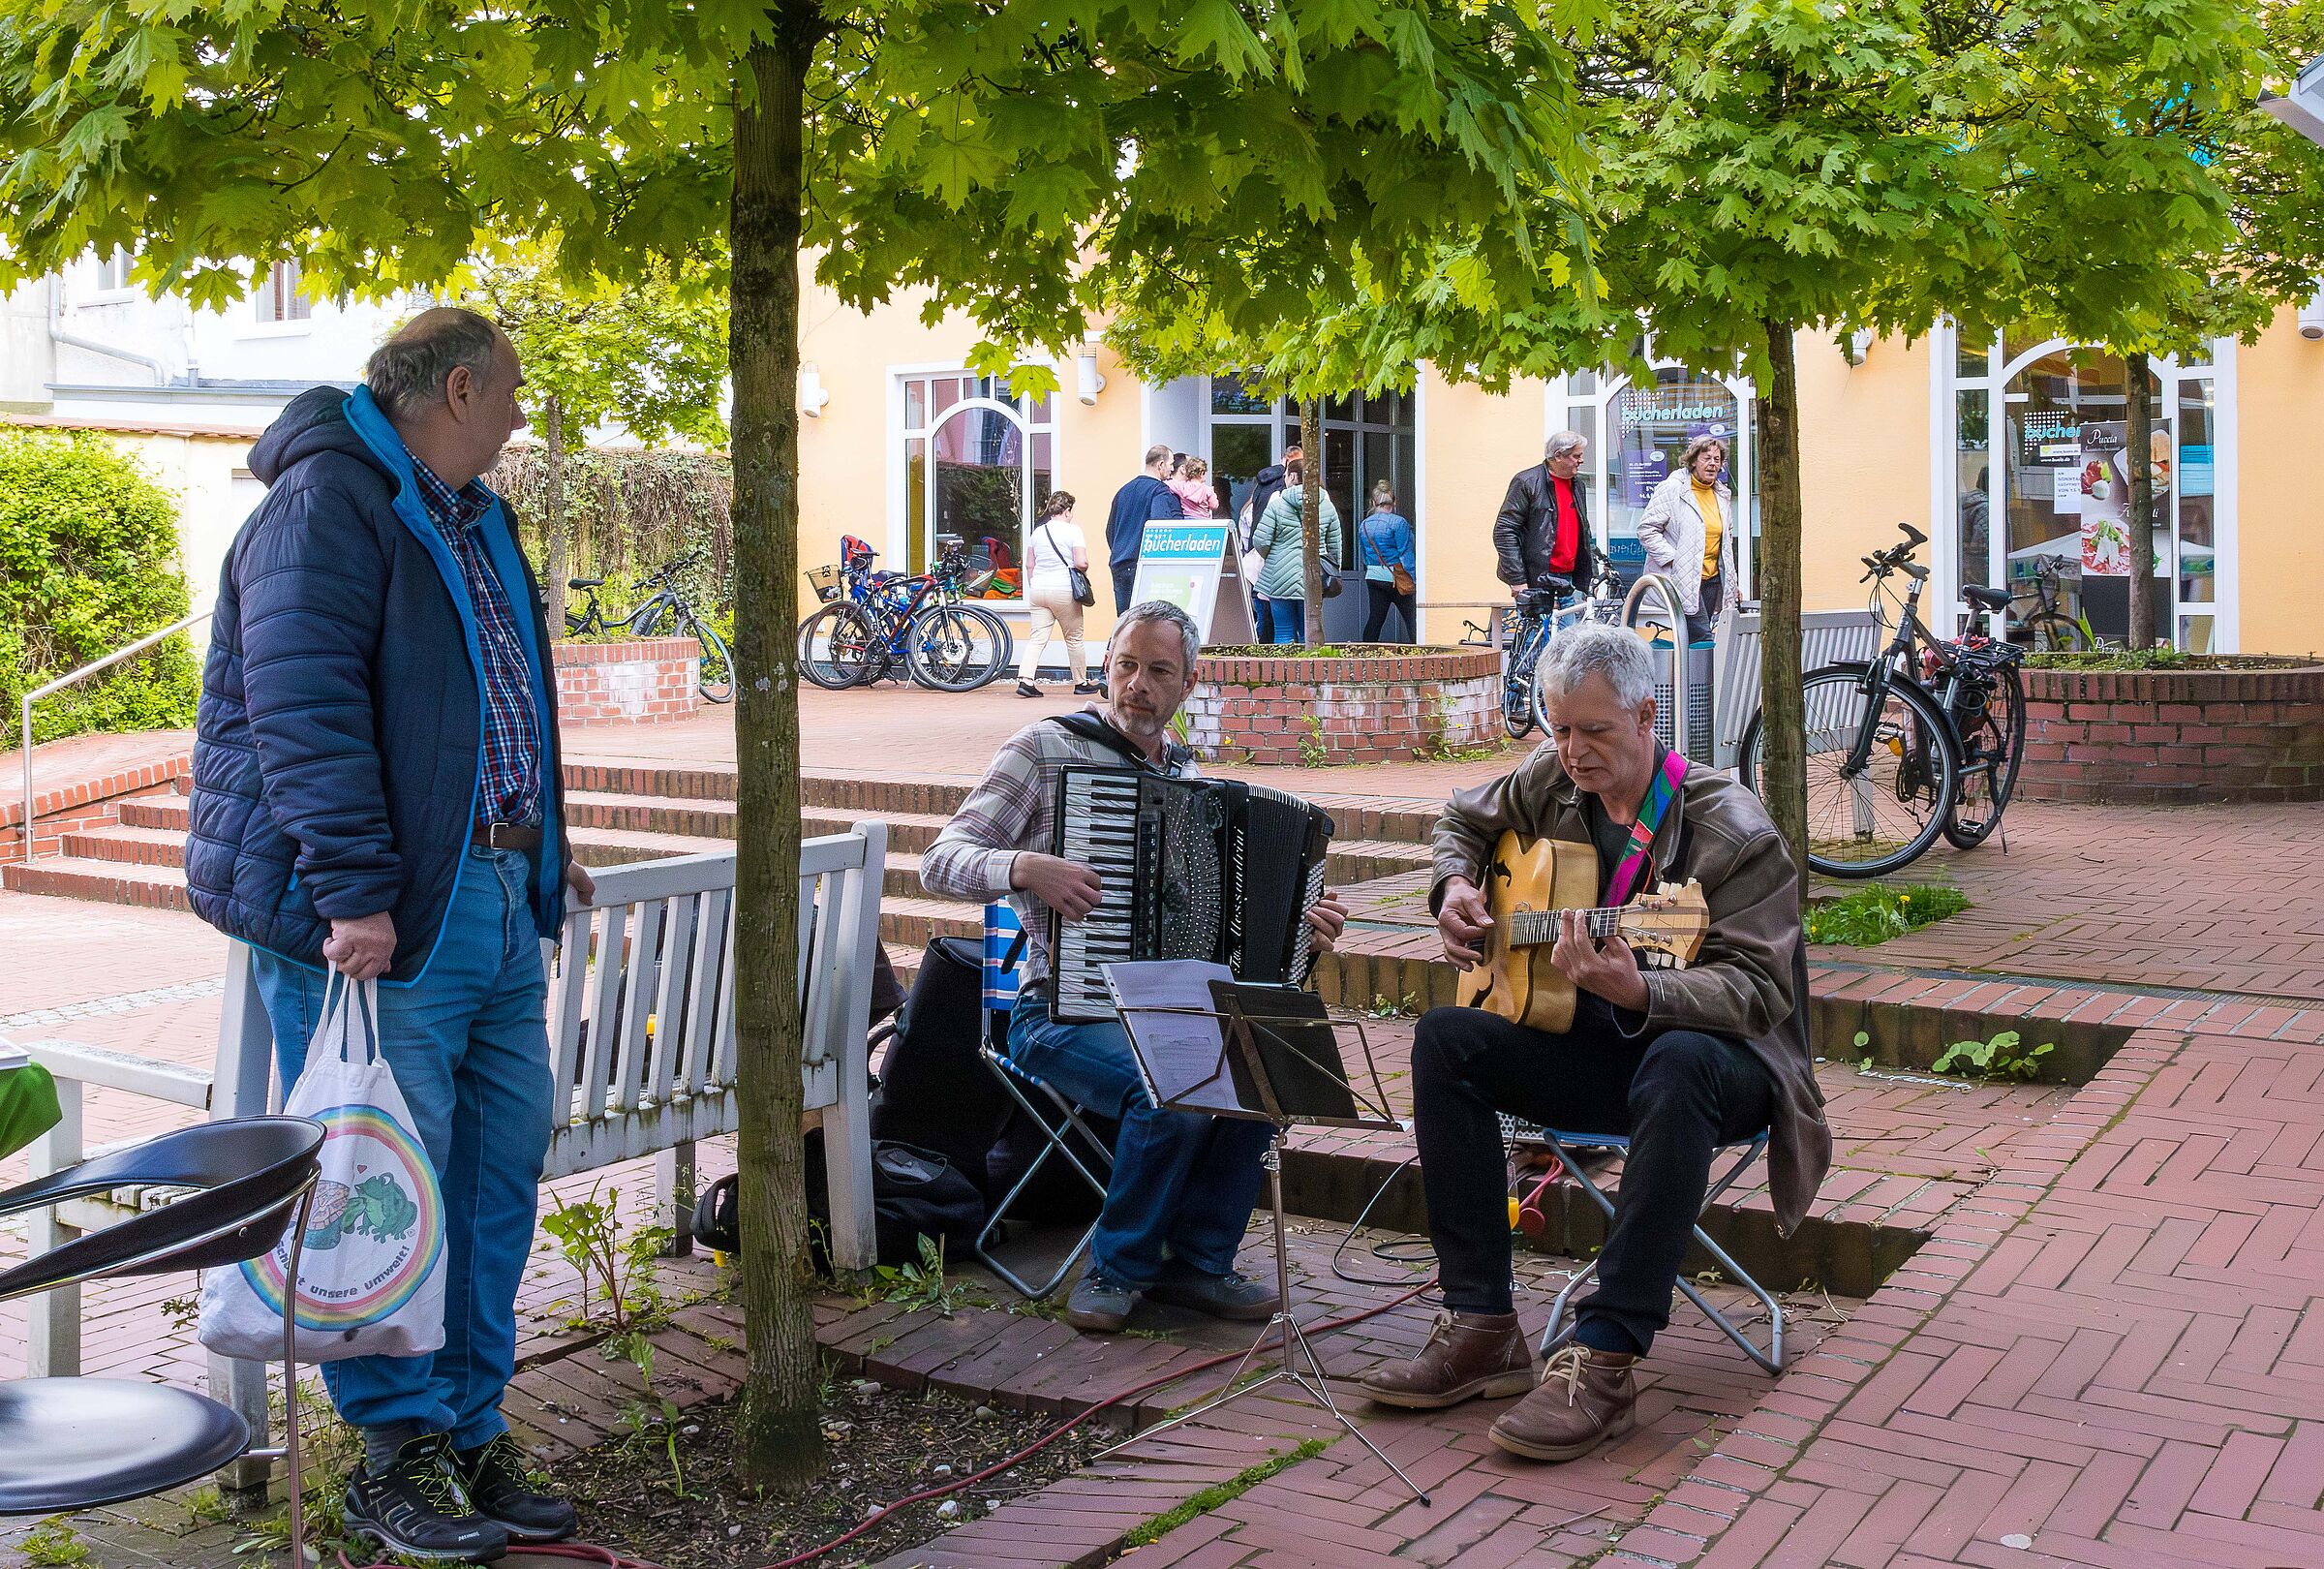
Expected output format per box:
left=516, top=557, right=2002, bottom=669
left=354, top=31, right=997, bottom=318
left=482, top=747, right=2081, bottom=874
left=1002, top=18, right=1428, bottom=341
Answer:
left=1065, top=1271, right=1139, bottom=1332
left=1147, top=1268, right=1280, bottom=1322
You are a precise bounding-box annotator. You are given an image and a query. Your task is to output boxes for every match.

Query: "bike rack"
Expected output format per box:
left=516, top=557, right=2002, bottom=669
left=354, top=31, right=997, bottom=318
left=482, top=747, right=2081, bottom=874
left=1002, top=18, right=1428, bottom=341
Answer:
left=1620, top=572, right=1698, bottom=763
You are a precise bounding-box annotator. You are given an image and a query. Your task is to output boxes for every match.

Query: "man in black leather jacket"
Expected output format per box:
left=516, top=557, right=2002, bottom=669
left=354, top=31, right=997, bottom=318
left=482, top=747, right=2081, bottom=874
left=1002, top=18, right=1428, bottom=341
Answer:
left=1494, top=430, right=1597, bottom=594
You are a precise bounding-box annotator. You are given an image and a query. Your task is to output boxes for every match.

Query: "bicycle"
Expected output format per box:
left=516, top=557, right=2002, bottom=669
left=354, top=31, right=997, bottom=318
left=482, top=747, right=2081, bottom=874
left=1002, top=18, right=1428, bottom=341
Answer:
left=1739, top=522, right=2024, bottom=877
left=1501, top=562, right=1624, bottom=740
left=2014, top=554, right=2097, bottom=654
left=797, top=535, right=1009, bottom=692
left=564, top=551, right=734, bottom=703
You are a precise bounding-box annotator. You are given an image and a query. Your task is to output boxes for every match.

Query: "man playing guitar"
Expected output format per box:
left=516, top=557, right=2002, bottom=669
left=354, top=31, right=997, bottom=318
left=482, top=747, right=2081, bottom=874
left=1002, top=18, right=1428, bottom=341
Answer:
left=1360, top=624, right=1830, bottom=1461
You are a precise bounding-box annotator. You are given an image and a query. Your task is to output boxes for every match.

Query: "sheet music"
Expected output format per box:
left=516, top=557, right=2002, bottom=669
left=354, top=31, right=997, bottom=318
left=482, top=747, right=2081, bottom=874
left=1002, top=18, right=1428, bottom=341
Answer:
left=1102, top=961, right=1250, bottom=1116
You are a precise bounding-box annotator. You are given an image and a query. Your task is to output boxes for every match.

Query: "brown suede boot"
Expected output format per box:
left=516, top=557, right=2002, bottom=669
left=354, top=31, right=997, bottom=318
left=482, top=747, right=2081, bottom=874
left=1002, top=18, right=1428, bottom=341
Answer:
left=1359, top=1311, right=1536, bottom=1409
left=1487, top=1344, right=1637, bottom=1461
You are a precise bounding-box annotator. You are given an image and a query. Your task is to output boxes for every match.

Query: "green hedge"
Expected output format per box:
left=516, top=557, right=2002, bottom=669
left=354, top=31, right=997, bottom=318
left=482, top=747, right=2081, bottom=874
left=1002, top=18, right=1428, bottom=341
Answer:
left=0, top=431, right=199, bottom=747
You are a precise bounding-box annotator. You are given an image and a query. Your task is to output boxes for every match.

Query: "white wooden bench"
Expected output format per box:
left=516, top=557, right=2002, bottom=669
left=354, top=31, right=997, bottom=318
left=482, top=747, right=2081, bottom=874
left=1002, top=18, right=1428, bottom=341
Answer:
left=14, top=823, right=885, bottom=1496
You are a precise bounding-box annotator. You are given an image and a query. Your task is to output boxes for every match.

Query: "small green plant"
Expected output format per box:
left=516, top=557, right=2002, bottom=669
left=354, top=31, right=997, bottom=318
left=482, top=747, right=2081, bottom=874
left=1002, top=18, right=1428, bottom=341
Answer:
left=1854, top=1029, right=1874, bottom=1070
left=1118, top=1439, right=1328, bottom=1549
left=2024, top=647, right=2191, bottom=671
left=868, top=1235, right=980, bottom=1315
left=1805, top=883, right=1969, bottom=947
left=1298, top=713, right=1329, bottom=768
left=1361, top=992, right=1422, bottom=1020
left=1933, top=1029, right=2055, bottom=1082
left=19, top=1520, right=90, bottom=1566
left=538, top=1182, right=672, bottom=1336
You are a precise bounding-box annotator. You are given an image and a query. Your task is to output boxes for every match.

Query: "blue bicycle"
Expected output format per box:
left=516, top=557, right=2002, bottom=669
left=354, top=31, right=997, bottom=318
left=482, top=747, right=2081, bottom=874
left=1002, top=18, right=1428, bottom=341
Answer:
left=1500, top=564, right=1623, bottom=739
left=797, top=533, right=1012, bottom=691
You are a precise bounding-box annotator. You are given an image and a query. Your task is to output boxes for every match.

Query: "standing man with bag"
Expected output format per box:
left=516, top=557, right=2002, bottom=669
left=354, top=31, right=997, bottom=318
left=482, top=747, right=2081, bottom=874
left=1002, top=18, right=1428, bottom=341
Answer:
left=188, top=307, right=594, bottom=1564
left=1495, top=430, right=1598, bottom=598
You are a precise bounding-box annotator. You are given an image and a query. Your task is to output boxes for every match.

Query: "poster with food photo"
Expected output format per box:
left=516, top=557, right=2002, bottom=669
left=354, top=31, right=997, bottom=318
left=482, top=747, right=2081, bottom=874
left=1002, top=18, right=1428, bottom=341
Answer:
left=2074, top=421, right=2169, bottom=577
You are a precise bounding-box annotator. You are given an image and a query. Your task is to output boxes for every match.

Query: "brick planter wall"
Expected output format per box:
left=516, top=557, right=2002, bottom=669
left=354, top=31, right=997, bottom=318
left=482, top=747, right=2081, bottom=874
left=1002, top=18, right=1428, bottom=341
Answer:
left=1, top=754, right=190, bottom=863
left=2019, top=662, right=2324, bottom=804
left=553, top=637, right=700, bottom=725
left=1182, top=647, right=1500, bottom=766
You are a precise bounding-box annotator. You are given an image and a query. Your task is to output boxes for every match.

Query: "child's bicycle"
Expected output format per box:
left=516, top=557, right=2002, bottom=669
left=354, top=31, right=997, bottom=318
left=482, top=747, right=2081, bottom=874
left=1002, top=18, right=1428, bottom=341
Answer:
left=797, top=534, right=1011, bottom=691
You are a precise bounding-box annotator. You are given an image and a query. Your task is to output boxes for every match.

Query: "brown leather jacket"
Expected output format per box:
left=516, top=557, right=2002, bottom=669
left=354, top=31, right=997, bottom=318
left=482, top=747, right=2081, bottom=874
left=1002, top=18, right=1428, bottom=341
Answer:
left=1429, top=747, right=1831, bottom=1237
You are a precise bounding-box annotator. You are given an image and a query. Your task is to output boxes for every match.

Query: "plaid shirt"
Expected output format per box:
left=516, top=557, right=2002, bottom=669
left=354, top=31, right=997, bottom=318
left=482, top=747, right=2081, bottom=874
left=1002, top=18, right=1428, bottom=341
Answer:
left=920, top=712, right=1198, bottom=990
left=411, top=458, right=543, bottom=829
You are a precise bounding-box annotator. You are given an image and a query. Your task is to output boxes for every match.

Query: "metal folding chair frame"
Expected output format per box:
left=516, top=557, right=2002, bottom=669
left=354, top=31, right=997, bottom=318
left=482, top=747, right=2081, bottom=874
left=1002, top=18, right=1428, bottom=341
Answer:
left=1536, top=1127, right=1784, bottom=1374
left=971, top=1046, right=1115, bottom=1301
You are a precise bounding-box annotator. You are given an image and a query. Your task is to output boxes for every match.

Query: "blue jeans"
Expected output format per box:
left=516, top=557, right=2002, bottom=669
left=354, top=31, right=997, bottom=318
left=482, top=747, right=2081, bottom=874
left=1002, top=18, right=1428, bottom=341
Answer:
left=251, top=846, right=553, bottom=1447
left=1007, top=995, right=1272, bottom=1290
left=1270, top=598, right=1305, bottom=643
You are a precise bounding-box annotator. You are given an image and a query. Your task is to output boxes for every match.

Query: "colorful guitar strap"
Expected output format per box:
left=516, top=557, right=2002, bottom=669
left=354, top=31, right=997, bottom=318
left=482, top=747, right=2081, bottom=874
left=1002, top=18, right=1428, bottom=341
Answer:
left=1605, top=750, right=1689, bottom=908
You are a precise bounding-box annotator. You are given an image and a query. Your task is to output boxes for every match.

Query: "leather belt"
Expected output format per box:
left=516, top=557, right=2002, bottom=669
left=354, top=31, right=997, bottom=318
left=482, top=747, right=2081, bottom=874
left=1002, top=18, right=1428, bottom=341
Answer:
left=471, top=822, right=543, bottom=852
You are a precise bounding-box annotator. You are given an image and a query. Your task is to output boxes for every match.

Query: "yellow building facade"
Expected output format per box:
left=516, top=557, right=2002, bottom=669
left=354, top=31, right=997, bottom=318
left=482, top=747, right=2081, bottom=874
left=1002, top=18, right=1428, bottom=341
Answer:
left=799, top=287, right=2324, bottom=658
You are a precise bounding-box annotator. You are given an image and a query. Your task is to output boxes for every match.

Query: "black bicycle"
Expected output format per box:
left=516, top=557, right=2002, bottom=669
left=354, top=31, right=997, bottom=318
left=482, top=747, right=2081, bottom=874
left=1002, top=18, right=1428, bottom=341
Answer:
left=1500, top=562, right=1623, bottom=739
left=565, top=552, right=735, bottom=704
left=1740, top=523, right=2024, bottom=877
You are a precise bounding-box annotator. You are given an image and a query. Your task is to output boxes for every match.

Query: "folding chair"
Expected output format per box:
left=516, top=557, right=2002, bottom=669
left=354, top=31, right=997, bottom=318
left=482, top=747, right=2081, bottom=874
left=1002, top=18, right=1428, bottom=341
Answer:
left=1533, top=1126, right=1783, bottom=1374
left=970, top=1046, right=1116, bottom=1299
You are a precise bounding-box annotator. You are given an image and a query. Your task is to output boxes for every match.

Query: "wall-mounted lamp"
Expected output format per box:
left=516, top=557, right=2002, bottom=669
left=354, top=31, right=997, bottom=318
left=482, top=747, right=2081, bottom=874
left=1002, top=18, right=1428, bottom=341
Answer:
left=1840, top=327, right=1876, bottom=366
left=800, top=363, right=830, bottom=416
left=2299, top=283, right=2324, bottom=341
left=1076, top=348, right=1106, bottom=406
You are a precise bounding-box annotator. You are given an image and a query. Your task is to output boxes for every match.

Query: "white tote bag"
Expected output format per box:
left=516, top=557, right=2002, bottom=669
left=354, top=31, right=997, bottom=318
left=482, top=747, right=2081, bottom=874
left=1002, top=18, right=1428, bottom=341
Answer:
left=199, top=972, right=448, bottom=1363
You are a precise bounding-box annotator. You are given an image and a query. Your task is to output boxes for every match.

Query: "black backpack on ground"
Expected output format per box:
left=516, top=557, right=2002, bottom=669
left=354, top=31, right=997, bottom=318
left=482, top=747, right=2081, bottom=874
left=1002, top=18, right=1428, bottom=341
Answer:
left=690, top=1134, right=984, bottom=1270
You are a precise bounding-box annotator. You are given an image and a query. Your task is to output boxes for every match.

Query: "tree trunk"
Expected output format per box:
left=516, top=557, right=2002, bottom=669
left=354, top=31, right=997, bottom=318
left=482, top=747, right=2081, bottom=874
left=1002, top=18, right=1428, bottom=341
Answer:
left=729, top=18, right=824, bottom=1492
left=544, top=395, right=569, bottom=634
left=2125, top=353, right=2157, bottom=650
left=1756, top=321, right=1809, bottom=890
left=1299, top=398, right=1323, bottom=647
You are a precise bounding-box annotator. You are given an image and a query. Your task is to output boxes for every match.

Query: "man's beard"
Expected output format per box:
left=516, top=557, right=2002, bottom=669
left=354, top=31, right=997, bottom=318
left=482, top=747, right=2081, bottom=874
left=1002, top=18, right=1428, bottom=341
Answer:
left=1109, top=700, right=1168, bottom=740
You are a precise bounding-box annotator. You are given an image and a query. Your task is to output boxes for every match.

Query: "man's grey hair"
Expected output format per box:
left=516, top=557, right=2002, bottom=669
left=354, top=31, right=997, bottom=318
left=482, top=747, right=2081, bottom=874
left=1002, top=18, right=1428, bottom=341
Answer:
left=366, top=309, right=501, bottom=419
left=1544, top=429, right=1587, bottom=463
left=1536, top=624, right=1655, bottom=712
left=1110, top=600, right=1202, bottom=670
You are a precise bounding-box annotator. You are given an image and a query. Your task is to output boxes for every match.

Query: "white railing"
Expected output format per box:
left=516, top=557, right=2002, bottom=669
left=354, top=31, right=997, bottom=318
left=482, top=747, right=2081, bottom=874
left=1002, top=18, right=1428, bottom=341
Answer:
left=17, top=612, right=209, bottom=862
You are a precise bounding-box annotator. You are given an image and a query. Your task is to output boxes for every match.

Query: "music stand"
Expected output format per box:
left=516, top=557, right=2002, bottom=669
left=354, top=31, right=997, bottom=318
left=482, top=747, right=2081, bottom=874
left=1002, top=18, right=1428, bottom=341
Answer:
left=1099, top=961, right=1429, bottom=1505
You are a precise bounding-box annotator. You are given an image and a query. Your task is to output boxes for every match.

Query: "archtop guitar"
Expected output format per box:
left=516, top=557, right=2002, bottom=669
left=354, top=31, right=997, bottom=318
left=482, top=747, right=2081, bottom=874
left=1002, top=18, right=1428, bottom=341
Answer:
left=1457, top=833, right=1711, bottom=1032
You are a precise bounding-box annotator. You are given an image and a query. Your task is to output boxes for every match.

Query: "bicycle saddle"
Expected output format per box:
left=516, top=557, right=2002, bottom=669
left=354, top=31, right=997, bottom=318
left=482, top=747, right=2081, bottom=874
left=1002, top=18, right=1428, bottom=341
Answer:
left=1962, top=584, right=2010, bottom=610
left=567, top=576, right=603, bottom=589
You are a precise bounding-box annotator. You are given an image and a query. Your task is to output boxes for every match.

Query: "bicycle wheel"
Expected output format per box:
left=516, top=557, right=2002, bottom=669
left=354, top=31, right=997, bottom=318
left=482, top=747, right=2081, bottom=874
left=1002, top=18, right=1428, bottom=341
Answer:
left=2024, top=614, right=2089, bottom=654
left=1742, top=665, right=1961, bottom=878
left=688, top=616, right=736, bottom=704
left=1942, top=661, right=2023, bottom=849
left=798, top=602, right=879, bottom=690
left=906, top=607, right=1002, bottom=692
left=1503, top=617, right=1541, bottom=740
left=953, top=604, right=1015, bottom=688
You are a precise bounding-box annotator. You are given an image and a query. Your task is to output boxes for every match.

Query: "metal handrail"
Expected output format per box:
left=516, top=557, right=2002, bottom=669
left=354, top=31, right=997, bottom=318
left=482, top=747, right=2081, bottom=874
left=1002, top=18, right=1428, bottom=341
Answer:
left=1620, top=572, right=1693, bottom=760
left=17, top=612, right=209, bottom=862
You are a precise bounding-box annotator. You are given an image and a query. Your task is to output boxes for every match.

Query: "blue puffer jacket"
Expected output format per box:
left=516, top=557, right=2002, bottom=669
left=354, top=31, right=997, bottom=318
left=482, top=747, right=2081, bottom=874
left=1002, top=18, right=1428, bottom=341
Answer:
left=187, top=385, right=567, bottom=984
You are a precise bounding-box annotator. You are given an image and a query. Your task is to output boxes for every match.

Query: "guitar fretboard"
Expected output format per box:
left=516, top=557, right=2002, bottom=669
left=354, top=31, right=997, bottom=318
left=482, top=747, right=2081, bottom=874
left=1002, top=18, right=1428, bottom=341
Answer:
left=1508, top=907, right=1629, bottom=947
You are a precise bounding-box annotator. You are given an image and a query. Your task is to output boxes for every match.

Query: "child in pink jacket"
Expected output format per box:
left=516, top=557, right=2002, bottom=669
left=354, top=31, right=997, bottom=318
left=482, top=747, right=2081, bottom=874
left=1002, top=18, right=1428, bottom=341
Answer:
left=1168, top=455, right=1220, bottom=519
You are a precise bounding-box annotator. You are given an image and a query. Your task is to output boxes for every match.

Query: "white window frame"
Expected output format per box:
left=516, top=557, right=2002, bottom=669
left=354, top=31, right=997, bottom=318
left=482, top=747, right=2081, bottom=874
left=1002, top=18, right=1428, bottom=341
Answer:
left=1931, top=320, right=2237, bottom=651
left=885, top=361, right=1060, bottom=610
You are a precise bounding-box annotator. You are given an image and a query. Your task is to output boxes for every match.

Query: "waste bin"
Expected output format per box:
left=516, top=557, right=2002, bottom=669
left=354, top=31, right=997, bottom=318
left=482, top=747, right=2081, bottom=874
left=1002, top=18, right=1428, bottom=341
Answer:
left=1645, top=632, right=1715, bottom=761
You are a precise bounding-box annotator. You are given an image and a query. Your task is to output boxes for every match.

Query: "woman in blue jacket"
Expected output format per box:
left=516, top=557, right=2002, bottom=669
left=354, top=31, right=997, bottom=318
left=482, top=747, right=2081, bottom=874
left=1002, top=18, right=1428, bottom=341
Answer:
left=1358, top=481, right=1418, bottom=643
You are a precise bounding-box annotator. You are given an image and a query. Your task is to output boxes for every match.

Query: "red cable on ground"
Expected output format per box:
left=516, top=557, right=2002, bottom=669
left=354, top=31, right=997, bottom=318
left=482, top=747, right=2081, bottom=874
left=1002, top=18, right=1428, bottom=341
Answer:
left=329, top=1278, right=1437, bottom=1569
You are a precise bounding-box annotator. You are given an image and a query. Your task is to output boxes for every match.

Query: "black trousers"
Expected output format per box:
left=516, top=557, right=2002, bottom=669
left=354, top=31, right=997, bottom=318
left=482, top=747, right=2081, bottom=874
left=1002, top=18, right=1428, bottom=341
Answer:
left=1412, top=998, right=1775, bottom=1352
left=1362, top=580, right=1416, bottom=642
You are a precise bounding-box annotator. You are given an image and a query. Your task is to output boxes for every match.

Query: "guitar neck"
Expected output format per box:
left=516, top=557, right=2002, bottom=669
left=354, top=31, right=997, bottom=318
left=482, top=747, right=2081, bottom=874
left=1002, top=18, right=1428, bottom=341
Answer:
left=1507, top=905, right=1628, bottom=948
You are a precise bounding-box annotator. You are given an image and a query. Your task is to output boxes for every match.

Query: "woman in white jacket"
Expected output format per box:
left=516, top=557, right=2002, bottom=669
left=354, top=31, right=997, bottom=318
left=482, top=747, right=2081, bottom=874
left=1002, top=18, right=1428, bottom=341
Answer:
left=1636, top=434, right=1739, bottom=644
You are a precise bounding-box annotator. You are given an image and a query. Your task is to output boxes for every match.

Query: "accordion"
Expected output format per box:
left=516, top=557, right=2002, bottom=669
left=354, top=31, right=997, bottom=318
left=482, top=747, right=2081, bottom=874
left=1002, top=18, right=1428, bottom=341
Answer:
left=1047, top=766, right=1335, bottom=1023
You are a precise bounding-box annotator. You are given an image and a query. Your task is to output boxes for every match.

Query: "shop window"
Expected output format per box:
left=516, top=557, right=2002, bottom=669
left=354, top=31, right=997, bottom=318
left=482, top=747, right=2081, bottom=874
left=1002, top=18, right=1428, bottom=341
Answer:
left=1608, top=366, right=1742, bottom=578
left=897, top=370, right=1055, bottom=595
left=1999, top=347, right=2165, bottom=643
left=2176, top=378, right=2216, bottom=645
left=1956, top=389, right=1993, bottom=590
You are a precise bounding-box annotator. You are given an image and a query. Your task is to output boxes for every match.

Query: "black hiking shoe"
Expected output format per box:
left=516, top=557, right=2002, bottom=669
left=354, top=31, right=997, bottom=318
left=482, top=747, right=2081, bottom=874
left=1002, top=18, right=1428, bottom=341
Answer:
left=342, top=1432, right=508, bottom=1563
left=455, top=1431, right=579, bottom=1545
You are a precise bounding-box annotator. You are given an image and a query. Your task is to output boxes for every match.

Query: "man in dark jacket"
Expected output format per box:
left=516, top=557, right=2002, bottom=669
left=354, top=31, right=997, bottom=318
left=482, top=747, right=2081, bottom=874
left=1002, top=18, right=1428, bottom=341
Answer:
left=1360, top=625, right=1828, bottom=1464
left=1494, top=429, right=1598, bottom=593
left=189, top=308, right=590, bottom=1563
left=1105, top=443, right=1183, bottom=612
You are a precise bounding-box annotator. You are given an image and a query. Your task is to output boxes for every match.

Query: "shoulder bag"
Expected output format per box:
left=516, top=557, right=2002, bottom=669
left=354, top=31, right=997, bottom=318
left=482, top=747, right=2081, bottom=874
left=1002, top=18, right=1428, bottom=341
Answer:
left=1042, top=520, right=1095, bottom=607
